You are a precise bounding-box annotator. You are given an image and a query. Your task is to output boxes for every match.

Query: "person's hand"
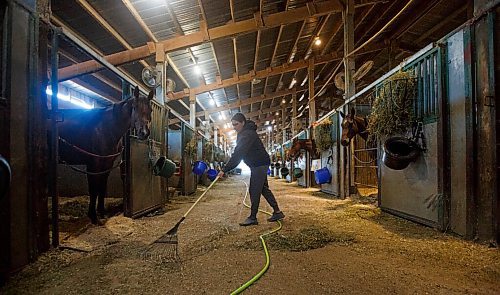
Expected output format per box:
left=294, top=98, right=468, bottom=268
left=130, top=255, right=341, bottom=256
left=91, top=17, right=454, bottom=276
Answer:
left=217, top=171, right=225, bottom=178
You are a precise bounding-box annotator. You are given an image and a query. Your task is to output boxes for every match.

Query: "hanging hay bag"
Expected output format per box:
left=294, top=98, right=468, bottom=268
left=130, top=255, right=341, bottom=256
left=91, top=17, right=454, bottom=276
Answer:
left=153, top=156, right=176, bottom=178
left=192, top=160, right=208, bottom=175
left=382, top=136, right=420, bottom=170
left=314, top=167, right=331, bottom=184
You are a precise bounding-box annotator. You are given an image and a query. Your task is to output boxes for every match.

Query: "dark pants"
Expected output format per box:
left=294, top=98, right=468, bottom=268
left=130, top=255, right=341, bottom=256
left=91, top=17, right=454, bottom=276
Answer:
left=249, top=165, right=280, bottom=218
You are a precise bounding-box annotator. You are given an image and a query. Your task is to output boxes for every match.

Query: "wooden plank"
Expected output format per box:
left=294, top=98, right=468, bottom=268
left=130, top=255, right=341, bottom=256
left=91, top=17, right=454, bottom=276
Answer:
left=58, top=1, right=343, bottom=81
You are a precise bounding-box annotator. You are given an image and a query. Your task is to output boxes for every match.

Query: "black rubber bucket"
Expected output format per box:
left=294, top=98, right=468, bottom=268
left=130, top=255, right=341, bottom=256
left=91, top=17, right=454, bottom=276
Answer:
left=382, top=137, right=420, bottom=170
left=280, top=167, right=289, bottom=177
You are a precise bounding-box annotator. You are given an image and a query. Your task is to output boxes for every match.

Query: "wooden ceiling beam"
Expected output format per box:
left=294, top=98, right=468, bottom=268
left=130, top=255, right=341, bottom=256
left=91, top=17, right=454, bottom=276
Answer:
left=168, top=51, right=348, bottom=100
left=76, top=0, right=150, bottom=69
left=58, top=0, right=343, bottom=81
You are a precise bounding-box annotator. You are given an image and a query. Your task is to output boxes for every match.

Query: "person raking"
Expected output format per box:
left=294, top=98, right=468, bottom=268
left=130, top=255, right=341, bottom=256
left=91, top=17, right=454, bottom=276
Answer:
left=218, top=113, right=285, bottom=226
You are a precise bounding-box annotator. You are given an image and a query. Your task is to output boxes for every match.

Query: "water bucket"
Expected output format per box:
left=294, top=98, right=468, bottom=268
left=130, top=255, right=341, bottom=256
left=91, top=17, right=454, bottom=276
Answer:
left=314, top=167, right=331, bottom=184
left=192, top=160, right=208, bottom=175
left=280, top=167, right=289, bottom=177
left=293, top=167, right=303, bottom=178
left=207, top=169, right=218, bottom=181
left=275, top=162, right=281, bottom=169
left=153, top=156, right=176, bottom=178
left=382, top=137, right=420, bottom=170
left=267, top=168, right=271, bottom=175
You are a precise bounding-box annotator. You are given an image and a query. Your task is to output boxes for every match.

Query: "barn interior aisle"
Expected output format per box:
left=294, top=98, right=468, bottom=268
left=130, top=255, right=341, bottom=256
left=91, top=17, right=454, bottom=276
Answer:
left=2, top=175, right=499, bottom=294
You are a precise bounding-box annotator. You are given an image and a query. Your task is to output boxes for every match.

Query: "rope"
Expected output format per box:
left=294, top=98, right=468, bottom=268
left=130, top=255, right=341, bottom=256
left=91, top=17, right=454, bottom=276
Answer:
left=231, top=180, right=283, bottom=295
left=61, top=160, right=123, bottom=176
left=352, top=152, right=377, bottom=165
left=59, top=137, right=123, bottom=159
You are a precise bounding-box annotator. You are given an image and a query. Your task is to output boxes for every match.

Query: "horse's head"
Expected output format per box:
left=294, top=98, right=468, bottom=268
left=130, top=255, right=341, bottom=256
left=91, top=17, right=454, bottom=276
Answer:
left=339, top=107, right=368, bottom=146
left=131, top=86, right=153, bottom=140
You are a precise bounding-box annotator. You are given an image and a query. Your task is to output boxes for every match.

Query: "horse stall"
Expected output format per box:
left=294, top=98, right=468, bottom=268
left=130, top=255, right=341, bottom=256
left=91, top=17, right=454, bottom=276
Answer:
left=282, top=140, right=293, bottom=182
left=167, top=119, right=197, bottom=195
left=293, top=130, right=309, bottom=187
left=0, top=1, right=50, bottom=282
left=313, top=113, right=341, bottom=196
left=350, top=102, right=378, bottom=195
left=368, top=44, right=444, bottom=228
left=123, top=99, right=167, bottom=218
left=197, top=133, right=210, bottom=185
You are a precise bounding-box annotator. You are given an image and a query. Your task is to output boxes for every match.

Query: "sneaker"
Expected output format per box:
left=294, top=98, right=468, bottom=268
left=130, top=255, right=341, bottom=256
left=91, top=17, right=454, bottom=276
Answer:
left=267, top=211, right=285, bottom=222
left=239, top=217, right=258, bottom=226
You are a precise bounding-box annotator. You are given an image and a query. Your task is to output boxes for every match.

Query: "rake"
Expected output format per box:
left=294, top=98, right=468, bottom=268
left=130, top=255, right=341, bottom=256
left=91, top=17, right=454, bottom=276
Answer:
left=142, top=175, right=220, bottom=263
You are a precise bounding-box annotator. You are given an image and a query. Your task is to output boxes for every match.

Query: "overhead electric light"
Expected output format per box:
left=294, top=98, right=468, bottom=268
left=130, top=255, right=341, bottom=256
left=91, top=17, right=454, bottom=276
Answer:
left=267, top=126, right=272, bottom=131
left=281, top=99, right=286, bottom=104
left=275, top=111, right=279, bottom=116
left=314, top=37, right=322, bottom=46
left=194, top=65, right=202, bottom=75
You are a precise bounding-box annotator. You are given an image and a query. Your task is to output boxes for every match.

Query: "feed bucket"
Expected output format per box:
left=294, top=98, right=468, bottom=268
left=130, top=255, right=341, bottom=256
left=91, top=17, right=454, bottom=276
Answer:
left=153, top=156, right=176, bottom=178
left=382, top=136, right=420, bottom=170
left=192, top=160, right=208, bottom=175
left=293, top=167, right=303, bottom=178
left=314, top=167, right=331, bottom=184
left=207, top=169, right=218, bottom=181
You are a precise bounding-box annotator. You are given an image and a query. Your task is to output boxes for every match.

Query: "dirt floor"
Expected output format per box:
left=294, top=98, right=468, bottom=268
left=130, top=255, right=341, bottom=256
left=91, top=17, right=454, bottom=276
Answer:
left=2, top=175, right=500, bottom=294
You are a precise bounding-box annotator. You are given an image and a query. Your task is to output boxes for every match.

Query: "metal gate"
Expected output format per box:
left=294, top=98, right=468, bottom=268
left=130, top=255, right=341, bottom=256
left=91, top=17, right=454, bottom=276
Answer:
left=352, top=103, right=378, bottom=190
left=125, top=98, right=167, bottom=218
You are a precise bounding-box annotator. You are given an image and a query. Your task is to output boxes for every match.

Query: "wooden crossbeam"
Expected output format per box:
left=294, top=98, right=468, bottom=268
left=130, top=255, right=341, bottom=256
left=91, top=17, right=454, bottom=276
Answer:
left=167, top=51, right=344, bottom=100
left=58, top=0, right=343, bottom=81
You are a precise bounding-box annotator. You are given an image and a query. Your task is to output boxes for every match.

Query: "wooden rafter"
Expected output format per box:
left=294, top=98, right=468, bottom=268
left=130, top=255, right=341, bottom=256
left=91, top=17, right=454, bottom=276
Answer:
left=274, top=20, right=306, bottom=93
left=258, top=0, right=291, bottom=120
left=50, top=15, right=148, bottom=98
left=167, top=50, right=350, bottom=100
left=76, top=0, right=150, bottom=69
left=58, top=0, right=343, bottom=80
left=121, top=0, right=207, bottom=124
left=172, top=78, right=334, bottom=123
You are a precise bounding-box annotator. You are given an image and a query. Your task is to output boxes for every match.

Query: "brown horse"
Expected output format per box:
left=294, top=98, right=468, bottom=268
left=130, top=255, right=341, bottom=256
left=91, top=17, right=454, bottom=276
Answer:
left=58, top=86, right=153, bottom=224
left=287, top=139, right=318, bottom=160
left=339, top=107, right=369, bottom=146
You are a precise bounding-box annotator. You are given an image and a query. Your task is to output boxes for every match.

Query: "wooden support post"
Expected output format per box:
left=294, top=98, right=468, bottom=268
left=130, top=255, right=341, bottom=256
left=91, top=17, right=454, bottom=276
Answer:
left=473, top=9, right=497, bottom=242
left=308, top=58, right=316, bottom=127
left=214, top=127, right=218, bottom=146
left=340, top=0, right=355, bottom=199
left=292, top=88, right=297, bottom=136
left=189, top=91, right=196, bottom=128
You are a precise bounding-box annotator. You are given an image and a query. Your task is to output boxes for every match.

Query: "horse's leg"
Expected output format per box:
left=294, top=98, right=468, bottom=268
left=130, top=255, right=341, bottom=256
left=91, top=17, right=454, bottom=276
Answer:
left=87, top=174, right=99, bottom=224
left=97, top=173, right=110, bottom=219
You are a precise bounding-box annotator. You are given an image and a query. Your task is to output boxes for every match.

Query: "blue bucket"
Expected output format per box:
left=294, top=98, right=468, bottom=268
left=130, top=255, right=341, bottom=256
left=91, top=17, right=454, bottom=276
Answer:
left=207, top=169, right=218, bottom=181
left=314, top=167, right=331, bottom=184
left=267, top=168, right=271, bottom=175
left=192, top=160, right=208, bottom=175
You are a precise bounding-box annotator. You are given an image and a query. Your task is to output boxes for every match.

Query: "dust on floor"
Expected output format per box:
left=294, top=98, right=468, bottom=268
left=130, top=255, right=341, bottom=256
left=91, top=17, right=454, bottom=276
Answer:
left=2, top=175, right=499, bottom=294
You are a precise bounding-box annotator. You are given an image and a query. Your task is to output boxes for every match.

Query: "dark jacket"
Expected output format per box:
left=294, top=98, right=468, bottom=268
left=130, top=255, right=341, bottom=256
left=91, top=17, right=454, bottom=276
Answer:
left=223, top=120, right=270, bottom=172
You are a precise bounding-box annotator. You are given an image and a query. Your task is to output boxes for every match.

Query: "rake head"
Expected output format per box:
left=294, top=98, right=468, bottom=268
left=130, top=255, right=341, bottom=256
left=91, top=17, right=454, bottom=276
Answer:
left=141, top=220, right=183, bottom=263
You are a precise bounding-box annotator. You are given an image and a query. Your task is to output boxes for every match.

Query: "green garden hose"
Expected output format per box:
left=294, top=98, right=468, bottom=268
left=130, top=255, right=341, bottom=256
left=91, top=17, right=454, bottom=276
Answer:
left=230, top=181, right=283, bottom=295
